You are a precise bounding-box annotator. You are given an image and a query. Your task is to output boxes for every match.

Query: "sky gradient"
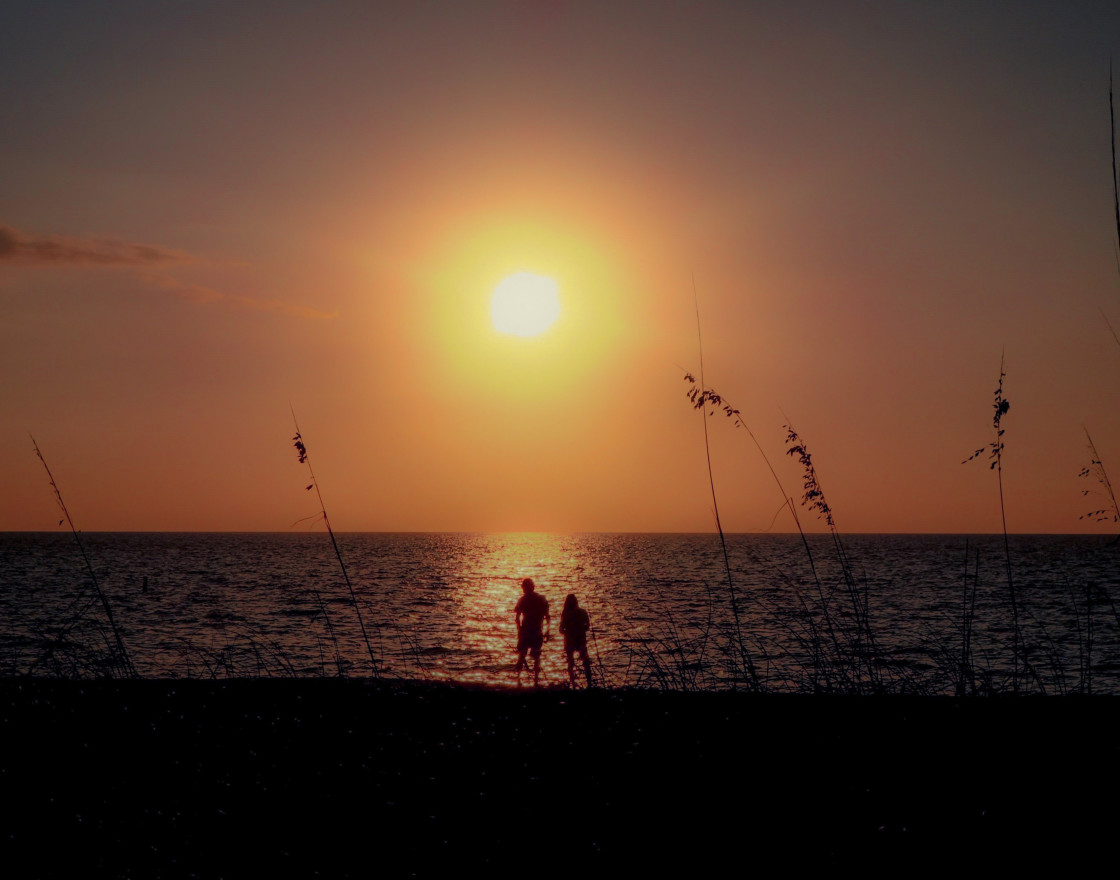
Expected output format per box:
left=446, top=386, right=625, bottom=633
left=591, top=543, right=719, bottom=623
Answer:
left=4, top=1, right=1120, bottom=534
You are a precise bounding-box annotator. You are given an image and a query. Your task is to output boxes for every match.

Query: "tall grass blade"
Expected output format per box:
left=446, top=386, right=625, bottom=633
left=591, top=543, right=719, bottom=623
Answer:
left=963, top=353, right=1026, bottom=691
left=291, top=409, right=380, bottom=677
left=30, top=435, right=135, bottom=678
left=691, top=285, right=758, bottom=689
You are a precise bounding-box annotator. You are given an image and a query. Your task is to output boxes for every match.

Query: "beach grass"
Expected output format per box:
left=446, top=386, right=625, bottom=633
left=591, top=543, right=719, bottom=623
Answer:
left=29, top=436, right=135, bottom=680
left=291, top=411, right=380, bottom=677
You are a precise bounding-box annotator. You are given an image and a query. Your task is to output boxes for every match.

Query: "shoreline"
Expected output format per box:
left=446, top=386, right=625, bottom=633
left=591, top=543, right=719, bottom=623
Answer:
left=4, top=678, right=1117, bottom=874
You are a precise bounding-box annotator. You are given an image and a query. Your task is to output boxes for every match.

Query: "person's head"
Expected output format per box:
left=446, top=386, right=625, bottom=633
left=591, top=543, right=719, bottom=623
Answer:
left=521, top=577, right=536, bottom=594
left=563, top=593, right=578, bottom=614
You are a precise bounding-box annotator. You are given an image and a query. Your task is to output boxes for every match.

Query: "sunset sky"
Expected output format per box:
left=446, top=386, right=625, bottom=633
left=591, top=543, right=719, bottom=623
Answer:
left=5, top=1, right=1120, bottom=534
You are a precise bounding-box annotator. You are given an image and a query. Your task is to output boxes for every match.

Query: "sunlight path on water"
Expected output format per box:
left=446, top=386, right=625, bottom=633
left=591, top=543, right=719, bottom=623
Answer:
left=5, top=533, right=1120, bottom=693
left=443, top=533, right=613, bottom=688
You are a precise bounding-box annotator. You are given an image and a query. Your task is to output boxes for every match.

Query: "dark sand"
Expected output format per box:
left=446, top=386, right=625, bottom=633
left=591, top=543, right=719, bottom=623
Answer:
left=3, top=679, right=1117, bottom=877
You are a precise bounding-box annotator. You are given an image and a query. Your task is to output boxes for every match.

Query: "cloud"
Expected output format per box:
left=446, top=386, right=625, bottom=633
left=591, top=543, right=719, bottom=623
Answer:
left=1, top=222, right=336, bottom=319
left=141, top=272, right=338, bottom=320
left=0, top=222, right=193, bottom=266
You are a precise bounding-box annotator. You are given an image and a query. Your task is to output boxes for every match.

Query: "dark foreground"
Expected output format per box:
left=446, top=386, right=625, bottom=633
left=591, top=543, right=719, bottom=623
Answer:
left=3, top=679, right=1117, bottom=877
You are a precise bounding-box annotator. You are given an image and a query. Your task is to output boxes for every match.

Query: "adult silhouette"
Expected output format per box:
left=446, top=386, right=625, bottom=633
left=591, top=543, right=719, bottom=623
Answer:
left=514, top=578, right=550, bottom=687
left=559, top=593, right=593, bottom=688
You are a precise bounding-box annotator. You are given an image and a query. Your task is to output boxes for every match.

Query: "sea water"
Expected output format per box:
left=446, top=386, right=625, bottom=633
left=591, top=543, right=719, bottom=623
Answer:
left=3, top=532, right=1119, bottom=693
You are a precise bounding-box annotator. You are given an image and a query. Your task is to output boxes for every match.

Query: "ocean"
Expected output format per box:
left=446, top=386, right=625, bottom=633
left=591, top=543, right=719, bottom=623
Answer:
left=3, top=531, right=1119, bottom=693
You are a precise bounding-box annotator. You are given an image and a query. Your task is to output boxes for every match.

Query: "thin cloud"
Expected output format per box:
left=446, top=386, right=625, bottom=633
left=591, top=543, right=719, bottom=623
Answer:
left=142, top=272, right=338, bottom=320
left=0, top=222, right=193, bottom=266
left=0, top=222, right=336, bottom=319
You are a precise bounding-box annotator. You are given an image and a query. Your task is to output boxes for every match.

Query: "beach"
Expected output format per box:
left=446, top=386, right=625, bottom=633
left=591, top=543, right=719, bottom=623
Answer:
left=3, top=679, right=1117, bottom=876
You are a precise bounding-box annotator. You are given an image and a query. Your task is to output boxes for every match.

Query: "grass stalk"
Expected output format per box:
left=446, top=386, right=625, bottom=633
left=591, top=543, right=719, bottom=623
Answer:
left=963, top=353, right=1023, bottom=691
left=312, top=588, right=345, bottom=677
left=291, top=410, right=379, bottom=677
left=785, top=423, right=883, bottom=691
left=683, top=377, right=861, bottom=689
left=1079, top=427, right=1119, bottom=525
left=689, top=288, right=758, bottom=689
left=958, top=540, right=978, bottom=697
left=1077, top=427, right=1120, bottom=693
left=31, top=435, right=135, bottom=679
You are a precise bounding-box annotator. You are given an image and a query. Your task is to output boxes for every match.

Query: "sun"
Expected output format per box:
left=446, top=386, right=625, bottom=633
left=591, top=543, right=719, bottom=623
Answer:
left=490, top=272, right=560, bottom=337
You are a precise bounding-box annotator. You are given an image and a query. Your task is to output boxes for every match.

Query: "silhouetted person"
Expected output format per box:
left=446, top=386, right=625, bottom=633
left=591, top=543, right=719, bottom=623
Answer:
left=559, top=593, right=593, bottom=688
left=514, top=578, right=550, bottom=687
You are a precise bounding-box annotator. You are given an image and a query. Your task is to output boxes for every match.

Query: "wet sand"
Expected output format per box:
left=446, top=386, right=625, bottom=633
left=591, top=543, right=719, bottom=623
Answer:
left=3, top=679, right=1117, bottom=876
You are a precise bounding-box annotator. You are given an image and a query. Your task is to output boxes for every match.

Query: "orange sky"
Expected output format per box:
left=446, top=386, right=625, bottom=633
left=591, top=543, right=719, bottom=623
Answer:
left=4, top=1, right=1120, bottom=534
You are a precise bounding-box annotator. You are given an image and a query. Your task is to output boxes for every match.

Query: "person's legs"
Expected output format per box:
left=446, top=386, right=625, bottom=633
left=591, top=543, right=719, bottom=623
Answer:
left=566, top=648, right=576, bottom=686
left=515, top=640, right=528, bottom=685
left=528, top=636, right=543, bottom=687
left=580, top=647, right=592, bottom=688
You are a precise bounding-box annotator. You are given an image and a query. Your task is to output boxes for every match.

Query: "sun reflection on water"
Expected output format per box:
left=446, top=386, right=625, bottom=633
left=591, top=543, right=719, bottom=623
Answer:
left=447, top=533, right=586, bottom=688
left=12, top=533, right=1113, bottom=693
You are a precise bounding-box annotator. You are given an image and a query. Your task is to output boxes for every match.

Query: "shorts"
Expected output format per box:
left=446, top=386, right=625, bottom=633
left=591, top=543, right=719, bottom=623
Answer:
left=518, top=631, right=544, bottom=657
